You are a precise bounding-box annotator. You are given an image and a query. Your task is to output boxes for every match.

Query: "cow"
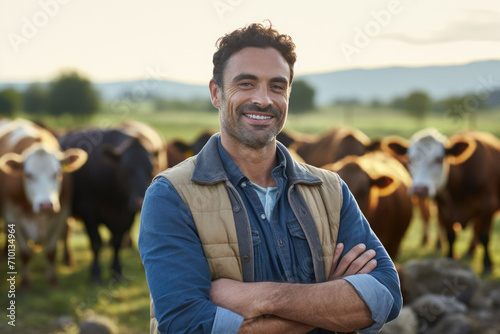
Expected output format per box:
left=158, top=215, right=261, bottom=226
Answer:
left=382, top=129, right=500, bottom=273
left=166, top=130, right=215, bottom=168
left=59, top=128, right=153, bottom=283
left=324, top=151, right=413, bottom=259
left=0, top=118, right=88, bottom=288
left=286, top=126, right=380, bottom=168
left=281, top=127, right=433, bottom=250
left=115, top=120, right=167, bottom=175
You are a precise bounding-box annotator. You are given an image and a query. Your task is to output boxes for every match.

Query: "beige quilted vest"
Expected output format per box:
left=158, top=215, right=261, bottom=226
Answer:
left=149, top=158, right=342, bottom=333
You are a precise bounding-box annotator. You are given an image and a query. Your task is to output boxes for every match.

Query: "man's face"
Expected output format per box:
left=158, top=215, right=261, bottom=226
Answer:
left=210, top=47, right=291, bottom=149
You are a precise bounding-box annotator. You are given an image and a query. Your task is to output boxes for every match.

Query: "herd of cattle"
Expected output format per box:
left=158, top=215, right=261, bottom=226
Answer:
left=0, top=117, right=499, bottom=288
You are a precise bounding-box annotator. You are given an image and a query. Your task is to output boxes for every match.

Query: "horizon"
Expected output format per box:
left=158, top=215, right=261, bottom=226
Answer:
left=0, top=59, right=498, bottom=85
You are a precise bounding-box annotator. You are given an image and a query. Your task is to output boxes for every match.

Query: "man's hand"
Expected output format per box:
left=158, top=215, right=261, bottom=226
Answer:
left=329, top=243, right=377, bottom=280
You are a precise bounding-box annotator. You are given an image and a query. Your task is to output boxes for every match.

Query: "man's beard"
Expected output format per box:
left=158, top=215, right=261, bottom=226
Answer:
left=220, top=101, right=285, bottom=149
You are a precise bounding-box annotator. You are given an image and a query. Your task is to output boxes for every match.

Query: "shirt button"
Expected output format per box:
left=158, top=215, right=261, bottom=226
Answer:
left=241, top=255, right=250, bottom=263
left=241, top=182, right=247, bottom=188
left=260, top=214, right=266, bottom=220
left=278, top=239, right=285, bottom=247
left=233, top=205, right=240, bottom=212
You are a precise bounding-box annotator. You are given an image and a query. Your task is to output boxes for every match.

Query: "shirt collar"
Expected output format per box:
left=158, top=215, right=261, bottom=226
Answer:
left=217, top=137, right=288, bottom=187
left=191, top=133, right=322, bottom=186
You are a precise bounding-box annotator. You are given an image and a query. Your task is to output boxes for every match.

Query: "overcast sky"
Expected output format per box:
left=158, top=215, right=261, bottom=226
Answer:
left=1, top=0, right=499, bottom=84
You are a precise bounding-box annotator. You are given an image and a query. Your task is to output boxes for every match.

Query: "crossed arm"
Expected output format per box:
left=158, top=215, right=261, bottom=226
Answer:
left=210, top=242, right=378, bottom=333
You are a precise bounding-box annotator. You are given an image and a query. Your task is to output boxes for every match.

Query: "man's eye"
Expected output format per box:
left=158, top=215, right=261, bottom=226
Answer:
left=240, top=82, right=252, bottom=87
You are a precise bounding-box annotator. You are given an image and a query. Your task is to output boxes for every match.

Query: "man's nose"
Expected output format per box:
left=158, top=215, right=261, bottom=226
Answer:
left=251, top=85, right=273, bottom=108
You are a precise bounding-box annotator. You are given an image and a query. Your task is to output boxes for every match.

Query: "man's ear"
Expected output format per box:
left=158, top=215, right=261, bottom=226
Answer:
left=209, top=80, right=221, bottom=109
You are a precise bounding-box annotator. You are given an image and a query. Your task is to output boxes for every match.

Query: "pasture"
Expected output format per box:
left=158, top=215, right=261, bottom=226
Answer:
left=1, top=106, right=500, bottom=333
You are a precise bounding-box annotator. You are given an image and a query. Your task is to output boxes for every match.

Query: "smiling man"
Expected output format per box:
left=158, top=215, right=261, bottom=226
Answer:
left=139, top=22, right=401, bottom=334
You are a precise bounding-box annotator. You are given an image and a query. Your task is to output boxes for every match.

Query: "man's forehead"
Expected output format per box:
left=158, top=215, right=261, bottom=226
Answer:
left=224, top=47, right=291, bottom=82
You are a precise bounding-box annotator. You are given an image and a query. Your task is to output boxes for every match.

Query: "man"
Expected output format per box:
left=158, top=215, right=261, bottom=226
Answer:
left=139, top=22, right=401, bottom=333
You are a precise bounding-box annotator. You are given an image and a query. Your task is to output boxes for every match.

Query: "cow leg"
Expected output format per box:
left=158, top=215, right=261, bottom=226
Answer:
left=445, top=226, right=456, bottom=260
left=110, top=231, right=125, bottom=282
left=466, top=217, right=480, bottom=258
left=417, top=197, right=431, bottom=246
left=46, top=247, right=58, bottom=287
left=85, top=222, right=103, bottom=284
left=62, top=220, right=74, bottom=266
left=478, top=212, right=494, bottom=274
left=480, top=232, right=492, bottom=274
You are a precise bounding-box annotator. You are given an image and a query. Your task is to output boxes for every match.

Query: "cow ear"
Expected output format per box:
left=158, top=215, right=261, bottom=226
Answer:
left=61, top=148, right=88, bottom=173
left=365, top=139, right=381, bottom=152
left=381, top=136, right=409, bottom=157
left=0, top=152, right=24, bottom=175
left=100, top=145, right=122, bottom=165
left=371, top=175, right=400, bottom=198
left=445, top=138, right=477, bottom=165
left=371, top=176, right=394, bottom=189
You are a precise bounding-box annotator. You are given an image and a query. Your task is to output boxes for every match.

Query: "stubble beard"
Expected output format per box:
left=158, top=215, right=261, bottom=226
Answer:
left=220, top=94, right=285, bottom=150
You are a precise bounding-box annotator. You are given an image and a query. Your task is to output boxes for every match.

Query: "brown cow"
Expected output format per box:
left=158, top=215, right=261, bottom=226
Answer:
left=324, top=151, right=413, bottom=259
left=383, top=129, right=500, bottom=273
left=0, top=119, right=87, bottom=287
left=289, top=126, right=380, bottom=168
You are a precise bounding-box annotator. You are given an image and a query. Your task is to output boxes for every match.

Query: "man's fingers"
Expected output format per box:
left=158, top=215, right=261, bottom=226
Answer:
left=358, top=259, right=377, bottom=275
left=344, top=249, right=376, bottom=275
left=328, top=243, right=345, bottom=280
left=335, top=243, right=366, bottom=275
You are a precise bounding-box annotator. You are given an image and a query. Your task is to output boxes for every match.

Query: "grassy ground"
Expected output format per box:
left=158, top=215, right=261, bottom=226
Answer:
left=1, top=106, right=500, bottom=333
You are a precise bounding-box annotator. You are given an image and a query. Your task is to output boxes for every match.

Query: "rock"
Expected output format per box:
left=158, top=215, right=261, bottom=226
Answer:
left=411, top=293, right=467, bottom=330
left=56, top=315, right=76, bottom=328
left=426, top=313, right=473, bottom=334
left=79, top=315, right=117, bottom=334
left=380, top=306, right=418, bottom=334
left=400, top=258, right=479, bottom=305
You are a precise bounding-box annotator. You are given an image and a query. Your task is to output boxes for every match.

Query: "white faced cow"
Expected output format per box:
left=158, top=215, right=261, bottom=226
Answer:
left=383, top=128, right=500, bottom=273
left=0, top=119, right=88, bottom=288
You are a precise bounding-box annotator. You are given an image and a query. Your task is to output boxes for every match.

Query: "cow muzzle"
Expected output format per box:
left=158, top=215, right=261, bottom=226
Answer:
left=411, top=185, right=430, bottom=198
left=35, top=200, right=60, bottom=213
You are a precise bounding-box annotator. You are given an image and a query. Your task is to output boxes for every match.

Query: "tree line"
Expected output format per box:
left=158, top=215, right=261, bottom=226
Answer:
left=0, top=71, right=497, bottom=119
left=0, top=71, right=100, bottom=118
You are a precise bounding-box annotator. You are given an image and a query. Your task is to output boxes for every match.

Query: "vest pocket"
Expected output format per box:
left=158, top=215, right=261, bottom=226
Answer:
left=286, top=218, right=315, bottom=278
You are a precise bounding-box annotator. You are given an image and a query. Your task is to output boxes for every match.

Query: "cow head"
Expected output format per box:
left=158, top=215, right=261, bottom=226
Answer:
left=99, top=137, right=153, bottom=212
left=0, top=144, right=88, bottom=213
left=382, top=129, right=476, bottom=198
left=330, top=152, right=406, bottom=213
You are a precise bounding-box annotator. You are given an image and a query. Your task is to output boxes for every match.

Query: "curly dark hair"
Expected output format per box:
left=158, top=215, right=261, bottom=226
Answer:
left=212, top=22, right=297, bottom=88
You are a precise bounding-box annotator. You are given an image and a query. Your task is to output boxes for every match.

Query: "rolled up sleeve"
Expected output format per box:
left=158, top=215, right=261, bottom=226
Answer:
left=337, top=178, right=402, bottom=327
left=212, top=307, right=244, bottom=334
left=343, top=274, right=394, bottom=333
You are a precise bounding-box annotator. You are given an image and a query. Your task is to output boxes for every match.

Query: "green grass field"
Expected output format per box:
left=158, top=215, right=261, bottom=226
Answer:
left=1, top=106, right=499, bottom=333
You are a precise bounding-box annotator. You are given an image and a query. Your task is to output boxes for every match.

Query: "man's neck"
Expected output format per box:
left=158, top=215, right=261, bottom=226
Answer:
left=221, top=136, right=278, bottom=188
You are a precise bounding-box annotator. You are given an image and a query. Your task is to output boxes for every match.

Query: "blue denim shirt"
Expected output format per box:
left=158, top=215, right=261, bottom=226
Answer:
left=139, top=135, right=401, bottom=334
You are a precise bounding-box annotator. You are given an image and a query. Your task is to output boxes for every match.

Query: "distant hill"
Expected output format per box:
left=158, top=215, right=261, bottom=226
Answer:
left=300, top=60, right=500, bottom=105
left=1, top=60, right=499, bottom=106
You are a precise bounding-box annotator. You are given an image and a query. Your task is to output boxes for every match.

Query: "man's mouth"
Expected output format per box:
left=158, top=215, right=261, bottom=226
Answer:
left=244, top=113, right=272, bottom=120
